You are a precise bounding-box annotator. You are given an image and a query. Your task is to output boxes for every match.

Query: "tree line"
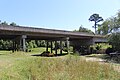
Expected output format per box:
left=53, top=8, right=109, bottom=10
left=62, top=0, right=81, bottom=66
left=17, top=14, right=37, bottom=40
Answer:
left=0, top=39, right=68, bottom=51
left=76, top=11, right=120, bottom=35
left=0, top=21, right=17, bottom=26
left=88, top=11, right=120, bottom=35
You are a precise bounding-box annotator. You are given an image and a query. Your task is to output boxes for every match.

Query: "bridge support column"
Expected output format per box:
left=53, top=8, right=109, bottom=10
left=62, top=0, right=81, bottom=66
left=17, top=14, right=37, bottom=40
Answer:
left=22, top=35, right=27, bottom=52
left=60, top=40, right=62, bottom=54
left=46, top=41, right=49, bottom=52
left=12, top=40, right=16, bottom=52
left=12, top=38, right=21, bottom=52
left=66, top=37, right=70, bottom=54
left=19, top=39, right=22, bottom=50
left=51, top=41, right=53, bottom=53
left=55, top=41, right=57, bottom=55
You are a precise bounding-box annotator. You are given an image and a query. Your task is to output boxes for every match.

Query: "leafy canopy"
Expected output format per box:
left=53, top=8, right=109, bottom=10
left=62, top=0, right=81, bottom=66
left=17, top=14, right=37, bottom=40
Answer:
left=89, top=13, right=103, bottom=34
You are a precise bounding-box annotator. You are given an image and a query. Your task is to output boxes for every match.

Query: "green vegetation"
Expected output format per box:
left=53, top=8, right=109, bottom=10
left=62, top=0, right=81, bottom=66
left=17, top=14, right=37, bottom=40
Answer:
left=0, top=48, right=119, bottom=80
left=108, top=32, right=120, bottom=52
left=0, top=40, right=13, bottom=50
left=28, top=47, right=46, bottom=54
left=89, top=13, right=103, bottom=34
left=97, top=11, right=120, bottom=35
left=88, top=11, right=120, bottom=35
left=0, top=21, right=17, bottom=26
left=91, top=43, right=111, bottom=50
left=74, top=25, right=94, bottom=34
left=89, top=43, right=111, bottom=54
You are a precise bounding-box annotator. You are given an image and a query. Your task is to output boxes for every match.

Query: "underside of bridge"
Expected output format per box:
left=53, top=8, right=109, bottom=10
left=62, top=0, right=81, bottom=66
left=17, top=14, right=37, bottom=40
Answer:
left=0, top=25, right=107, bottom=54
left=0, top=34, right=92, bottom=54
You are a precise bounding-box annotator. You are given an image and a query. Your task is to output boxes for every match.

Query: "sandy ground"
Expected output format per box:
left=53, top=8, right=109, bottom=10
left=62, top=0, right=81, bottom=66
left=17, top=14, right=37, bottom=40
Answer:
left=83, top=56, right=120, bottom=73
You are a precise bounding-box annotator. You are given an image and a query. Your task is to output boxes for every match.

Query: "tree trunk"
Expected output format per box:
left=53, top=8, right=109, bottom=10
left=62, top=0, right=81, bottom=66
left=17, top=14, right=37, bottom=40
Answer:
left=95, top=22, right=97, bottom=34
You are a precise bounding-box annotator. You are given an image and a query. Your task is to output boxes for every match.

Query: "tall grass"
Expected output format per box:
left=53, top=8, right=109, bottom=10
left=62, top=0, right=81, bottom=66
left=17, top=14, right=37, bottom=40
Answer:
left=0, top=53, right=119, bottom=80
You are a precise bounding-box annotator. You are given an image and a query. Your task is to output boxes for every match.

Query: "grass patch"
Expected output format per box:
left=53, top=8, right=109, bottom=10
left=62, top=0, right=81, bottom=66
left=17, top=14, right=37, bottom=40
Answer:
left=0, top=50, right=11, bottom=55
left=30, top=47, right=46, bottom=54
left=0, top=51, right=119, bottom=80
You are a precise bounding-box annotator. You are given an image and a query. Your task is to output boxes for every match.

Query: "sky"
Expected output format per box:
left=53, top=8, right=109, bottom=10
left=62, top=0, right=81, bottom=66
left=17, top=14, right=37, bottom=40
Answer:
left=0, top=0, right=120, bottom=32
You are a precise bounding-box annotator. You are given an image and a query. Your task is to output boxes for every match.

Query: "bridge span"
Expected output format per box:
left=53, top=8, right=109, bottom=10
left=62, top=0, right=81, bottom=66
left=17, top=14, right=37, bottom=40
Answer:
left=0, top=24, right=107, bottom=54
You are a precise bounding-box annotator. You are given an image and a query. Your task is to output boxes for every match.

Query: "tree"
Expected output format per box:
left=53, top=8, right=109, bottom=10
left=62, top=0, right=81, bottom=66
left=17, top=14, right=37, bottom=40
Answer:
left=0, top=40, right=12, bottom=50
left=89, top=14, right=103, bottom=34
left=106, top=11, right=120, bottom=52
left=98, top=11, right=120, bottom=35
left=108, top=32, right=120, bottom=52
left=1, top=21, right=9, bottom=25
left=97, top=20, right=111, bottom=35
left=10, top=22, right=17, bottom=26
left=74, top=25, right=94, bottom=34
left=0, top=20, right=18, bottom=26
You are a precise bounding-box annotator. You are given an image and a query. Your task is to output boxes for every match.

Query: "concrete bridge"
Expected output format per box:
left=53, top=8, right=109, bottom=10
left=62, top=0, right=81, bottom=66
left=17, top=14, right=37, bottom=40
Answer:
left=0, top=24, right=107, bottom=54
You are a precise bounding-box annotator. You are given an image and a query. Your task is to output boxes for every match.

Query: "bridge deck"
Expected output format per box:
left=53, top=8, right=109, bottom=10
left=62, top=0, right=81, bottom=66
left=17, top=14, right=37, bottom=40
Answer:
left=0, top=24, right=104, bottom=41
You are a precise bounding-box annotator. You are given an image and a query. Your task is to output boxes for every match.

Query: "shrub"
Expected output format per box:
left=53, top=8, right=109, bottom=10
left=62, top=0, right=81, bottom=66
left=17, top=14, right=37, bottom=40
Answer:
left=105, top=47, right=113, bottom=54
left=108, top=32, right=120, bottom=52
